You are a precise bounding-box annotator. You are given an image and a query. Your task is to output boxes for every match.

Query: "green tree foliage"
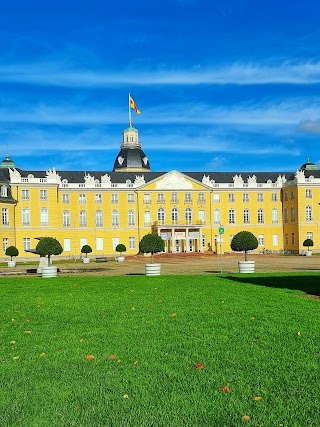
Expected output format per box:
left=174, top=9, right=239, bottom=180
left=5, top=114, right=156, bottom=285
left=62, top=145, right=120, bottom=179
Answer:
left=5, top=246, right=19, bottom=260
left=139, top=233, right=165, bottom=263
left=81, top=245, right=93, bottom=257
left=231, top=231, right=258, bottom=261
left=303, top=239, right=314, bottom=251
left=36, top=237, right=63, bottom=264
left=116, top=244, right=126, bottom=254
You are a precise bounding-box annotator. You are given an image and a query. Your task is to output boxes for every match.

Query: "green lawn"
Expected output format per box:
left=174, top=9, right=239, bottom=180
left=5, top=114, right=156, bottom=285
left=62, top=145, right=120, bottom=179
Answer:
left=0, top=273, right=319, bottom=427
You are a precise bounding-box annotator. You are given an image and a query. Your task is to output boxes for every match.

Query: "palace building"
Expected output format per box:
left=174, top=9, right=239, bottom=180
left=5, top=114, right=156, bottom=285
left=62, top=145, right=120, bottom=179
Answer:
left=1, top=123, right=320, bottom=260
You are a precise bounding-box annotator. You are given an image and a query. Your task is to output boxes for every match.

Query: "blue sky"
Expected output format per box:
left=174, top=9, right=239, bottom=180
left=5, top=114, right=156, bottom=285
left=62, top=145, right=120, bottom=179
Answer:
left=1, top=0, right=320, bottom=173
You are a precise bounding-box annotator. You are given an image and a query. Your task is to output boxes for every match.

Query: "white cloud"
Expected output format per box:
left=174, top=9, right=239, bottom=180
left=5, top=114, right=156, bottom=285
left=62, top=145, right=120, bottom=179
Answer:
left=297, top=119, right=320, bottom=134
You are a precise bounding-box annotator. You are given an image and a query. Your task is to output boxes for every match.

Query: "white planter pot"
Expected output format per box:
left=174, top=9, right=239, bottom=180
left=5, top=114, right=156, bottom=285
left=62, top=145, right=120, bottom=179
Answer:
left=238, top=260, right=255, bottom=273
left=145, top=263, right=161, bottom=276
left=7, top=260, right=16, bottom=268
left=41, top=266, right=58, bottom=278
left=83, top=258, right=90, bottom=264
left=306, top=250, right=312, bottom=256
left=117, top=256, right=125, bottom=262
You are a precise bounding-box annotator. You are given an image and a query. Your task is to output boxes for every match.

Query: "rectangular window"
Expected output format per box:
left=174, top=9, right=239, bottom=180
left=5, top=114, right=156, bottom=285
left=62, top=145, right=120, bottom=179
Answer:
left=285, top=234, right=289, bottom=245
left=198, top=192, right=205, bottom=202
left=271, top=193, right=278, bottom=202
left=22, top=189, right=29, bottom=200
left=272, top=208, right=278, bottom=223
left=95, top=194, right=102, bottom=204
left=307, top=232, right=313, bottom=240
left=79, top=194, right=86, bottom=204
left=229, top=209, right=235, bottom=224
left=306, top=205, right=312, bottom=221
left=79, top=210, right=87, bottom=227
left=3, top=238, right=8, bottom=252
left=198, top=210, right=205, bottom=224
left=243, top=193, right=249, bottom=202
left=213, top=194, right=220, bottom=203
left=171, top=192, right=178, bottom=203
left=157, top=193, right=165, bottom=203
left=284, top=208, right=288, bottom=223
left=257, top=193, right=264, bottom=202
left=2, top=208, right=9, bottom=226
left=112, top=237, right=119, bottom=251
left=185, top=193, right=192, bottom=203
left=63, top=210, right=70, bottom=227
left=290, top=191, right=294, bottom=200
left=243, top=209, right=250, bottom=224
left=213, top=209, right=220, bottom=225
left=95, top=210, right=103, bottom=227
left=128, top=210, right=135, bottom=226
left=228, top=193, right=235, bottom=202
left=40, top=189, right=48, bottom=201
left=1, top=186, right=7, bottom=197
left=284, top=193, right=288, bottom=201
left=80, top=238, right=87, bottom=250
left=143, top=193, right=151, bottom=203
left=111, top=194, right=118, bottom=204
left=62, top=194, right=70, bottom=204
left=129, top=236, right=136, bottom=250
left=23, top=238, right=31, bottom=251
left=40, top=207, right=49, bottom=226
left=292, top=233, right=295, bottom=245
left=128, top=193, right=134, bottom=203
left=96, top=237, right=103, bottom=251
left=291, top=207, right=295, bottom=222
left=22, top=208, right=30, bottom=226
left=144, top=211, right=151, bottom=226
left=112, top=210, right=119, bottom=226
left=272, top=234, right=279, bottom=246
left=306, top=189, right=312, bottom=199
left=258, top=234, right=264, bottom=246
left=258, top=208, right=264, bottom=224
left=64, top=238, right=71, bottom=252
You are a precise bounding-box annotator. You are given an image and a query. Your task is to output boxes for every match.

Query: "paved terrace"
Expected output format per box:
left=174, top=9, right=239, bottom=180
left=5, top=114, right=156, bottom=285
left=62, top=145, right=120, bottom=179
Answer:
left=0, top=252, right=319, bottom=277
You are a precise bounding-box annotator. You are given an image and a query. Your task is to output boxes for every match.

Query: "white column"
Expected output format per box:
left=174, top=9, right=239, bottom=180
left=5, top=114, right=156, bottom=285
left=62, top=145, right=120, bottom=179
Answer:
left=199, top=228, right=203, bottom=253
left=171, top=228, right=176, bottom=253
left=185, top=228, right=189, bottom=252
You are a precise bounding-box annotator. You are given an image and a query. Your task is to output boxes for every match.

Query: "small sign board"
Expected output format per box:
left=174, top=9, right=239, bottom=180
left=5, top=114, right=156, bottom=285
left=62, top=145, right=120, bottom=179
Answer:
left=218, top=227, right=225, bottom=235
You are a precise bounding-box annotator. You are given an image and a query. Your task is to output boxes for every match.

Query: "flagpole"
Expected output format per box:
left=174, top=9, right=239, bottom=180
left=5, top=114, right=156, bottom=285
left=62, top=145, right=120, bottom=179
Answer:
left=128, top=93, right=132, bottom=126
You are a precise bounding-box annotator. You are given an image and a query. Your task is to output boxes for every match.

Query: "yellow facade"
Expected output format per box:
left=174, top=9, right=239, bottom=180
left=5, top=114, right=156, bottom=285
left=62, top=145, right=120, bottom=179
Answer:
left=1, top=128, right=320, bottom=260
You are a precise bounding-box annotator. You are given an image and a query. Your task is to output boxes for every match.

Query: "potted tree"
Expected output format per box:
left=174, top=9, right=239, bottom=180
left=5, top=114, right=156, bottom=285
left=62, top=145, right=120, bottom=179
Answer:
left=303, top=238, right=314, bottom=256
left=115, top=243, right=126, bottom=262
left=231, top=231, right=258, bottom=273
left=5, top=246, right=19, bottom=267
left=36, top=237, right=63, bottom=277
left=81, top=244, right=92, bottom=263
left=139, top=233, right=165, bottom=276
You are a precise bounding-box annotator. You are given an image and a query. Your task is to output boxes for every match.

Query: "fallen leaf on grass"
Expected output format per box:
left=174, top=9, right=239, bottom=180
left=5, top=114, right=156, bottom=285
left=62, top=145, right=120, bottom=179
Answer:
left=242, top=415, right=250, bottom=421
left=219, top=385, right=231, bottom=393
left=9, top=341, right=16, bottom=345
left=297, top=331, right=301, bottom=337
left=75, top=405, right=81, bottom=411
left=250, top=316, right=256, bottom=321
left=109, top=354, right=117, bottom=360
left=117, top=359, right=122, bottom=363
left=39, top=353, right=46, bottom=357
left=123, top=394, right=129, bottom=399
left=79, top=338, right=85, bottom=343
left=171, top=312, right=177, bottom=317
left=85, top=354, right=95, bottom=360
left=133, top=360, right=138, bottom=365
left=195, top=363, right=204, bottom=370
left=12, top=356, right=20, bottom=360
left=251, top=396, right=263, bottom=401
left=24, top=331, right=32, bottom=334
left=25, top=319, right=30, bottom=323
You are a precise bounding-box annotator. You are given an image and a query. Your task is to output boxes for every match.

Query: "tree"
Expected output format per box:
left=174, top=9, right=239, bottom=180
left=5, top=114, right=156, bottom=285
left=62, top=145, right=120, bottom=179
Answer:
left=36, top=237, right=63, bottom=264
left=303, top=238, right=314, bottom=251
left=5, top=246, right=19, bottom=260
left=231, top=231, right=258, bottom=261
left=139, top=233, right=165, bottom=263
left=116, top=244, right=126, bottom=255
left=81, top=244, right=92, bottom=258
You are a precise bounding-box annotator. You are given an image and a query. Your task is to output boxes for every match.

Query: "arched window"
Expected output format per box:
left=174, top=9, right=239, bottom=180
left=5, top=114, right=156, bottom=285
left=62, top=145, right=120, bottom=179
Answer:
left=157, top=208, right=165, bottom=223
left=185, top=208, right=192, bottom=224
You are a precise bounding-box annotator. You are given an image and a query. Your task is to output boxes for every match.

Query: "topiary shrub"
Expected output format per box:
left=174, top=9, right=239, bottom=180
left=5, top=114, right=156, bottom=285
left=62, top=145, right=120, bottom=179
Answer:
left=303, top=238, right=314, bottom=251
left=116, top=244, right=126, bottom=255
left=36, top=237, right=63, bottom=264
left=139, top=233, right=165, bottom=263
left=81, top=244, right=92, bottom=258
left=5, top=246, right=19, bottom=260
left=231, top=231, right=258, bottom=261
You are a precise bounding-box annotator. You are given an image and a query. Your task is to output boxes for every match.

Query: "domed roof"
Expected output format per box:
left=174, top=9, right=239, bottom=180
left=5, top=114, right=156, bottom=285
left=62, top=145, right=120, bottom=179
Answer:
left=113, top=147, right=150, bottom=172
left=300, top=158, right=318, bottom=171
left=0, top=154, right=15, bottom=169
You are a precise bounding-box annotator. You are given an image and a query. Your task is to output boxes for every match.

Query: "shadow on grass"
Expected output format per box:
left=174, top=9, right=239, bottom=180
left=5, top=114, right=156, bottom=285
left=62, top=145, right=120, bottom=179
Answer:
left=224, top=274, right=320, bottom=297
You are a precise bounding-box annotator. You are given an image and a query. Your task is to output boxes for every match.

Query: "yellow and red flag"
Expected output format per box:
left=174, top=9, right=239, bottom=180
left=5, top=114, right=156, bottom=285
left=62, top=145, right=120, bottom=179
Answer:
left=129, top=96, right=141, bottom=114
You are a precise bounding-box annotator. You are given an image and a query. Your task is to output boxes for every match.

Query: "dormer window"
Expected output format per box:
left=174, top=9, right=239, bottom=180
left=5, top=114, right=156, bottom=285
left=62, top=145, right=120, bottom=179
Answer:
left=1, top=186, right=8, bottom=197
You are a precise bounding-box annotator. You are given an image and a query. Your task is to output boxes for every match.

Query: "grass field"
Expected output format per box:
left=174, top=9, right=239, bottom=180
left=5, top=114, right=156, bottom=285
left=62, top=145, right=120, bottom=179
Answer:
left=0, top=273, right=319, bottom=427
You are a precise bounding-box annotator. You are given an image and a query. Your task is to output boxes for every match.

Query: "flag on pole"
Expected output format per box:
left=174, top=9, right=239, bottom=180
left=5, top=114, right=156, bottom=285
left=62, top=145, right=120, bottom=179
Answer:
left=129, top=96, right=141, bottom=114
